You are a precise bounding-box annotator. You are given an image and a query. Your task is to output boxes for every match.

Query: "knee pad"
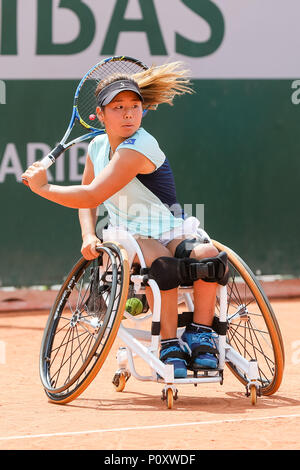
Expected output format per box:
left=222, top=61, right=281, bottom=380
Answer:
left=143, top=251, right=228, bottom=290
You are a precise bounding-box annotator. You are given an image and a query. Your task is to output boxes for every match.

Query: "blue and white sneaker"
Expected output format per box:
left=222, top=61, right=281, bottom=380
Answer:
left=181, top=324, right=218, bottom=370
left=159, top=339, right=188, bottom=378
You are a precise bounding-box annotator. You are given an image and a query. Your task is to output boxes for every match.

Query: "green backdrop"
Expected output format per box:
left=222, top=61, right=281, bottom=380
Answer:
left=0, top=78, right=299, bottom=286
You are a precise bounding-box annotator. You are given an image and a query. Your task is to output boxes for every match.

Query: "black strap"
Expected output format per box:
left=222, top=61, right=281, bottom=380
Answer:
left=191, top=345, right=218, bottom=358
left=160, top=349, right=189, bottom=362
left=212, top=316, right=228, bottom=336
left=178, top=312, right=228, bottom=335
left=151, top=321, right=160, bottom=336
left=177, top=311, right=193, bottom=327
left=188, top=252, right=228, bottom=284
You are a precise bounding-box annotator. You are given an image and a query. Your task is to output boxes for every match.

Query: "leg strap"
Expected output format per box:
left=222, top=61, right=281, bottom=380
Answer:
left=160, top=348, right=189, bottom=363
left=142, top=251, right=228, bottom=291
left=178, top=312, right=228, bottom=335
left=195, top=251, right=229, bottom=286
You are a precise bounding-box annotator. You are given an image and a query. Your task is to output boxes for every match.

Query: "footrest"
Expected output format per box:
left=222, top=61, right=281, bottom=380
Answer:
left=156, top=372, right=223, bottom=385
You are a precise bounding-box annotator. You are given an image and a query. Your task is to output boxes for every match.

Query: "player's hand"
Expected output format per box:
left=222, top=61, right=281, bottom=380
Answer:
left=81, top=234, right=101, bottom=260
left=21, top=162, right=48, bottom=192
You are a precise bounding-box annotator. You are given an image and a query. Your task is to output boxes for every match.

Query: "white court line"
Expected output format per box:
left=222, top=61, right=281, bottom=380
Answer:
left=0, top=413, right=300, bottom=442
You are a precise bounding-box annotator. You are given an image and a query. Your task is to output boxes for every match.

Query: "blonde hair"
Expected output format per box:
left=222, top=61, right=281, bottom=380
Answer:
left=95, top=61, right=194, bottom=110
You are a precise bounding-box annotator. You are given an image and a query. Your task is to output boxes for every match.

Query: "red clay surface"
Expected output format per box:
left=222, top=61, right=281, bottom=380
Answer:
left=0, top=298, right=299, bottom=450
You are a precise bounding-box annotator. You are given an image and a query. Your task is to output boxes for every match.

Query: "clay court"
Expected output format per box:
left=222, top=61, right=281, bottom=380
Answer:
left=0, top=296, right=299, bottom=451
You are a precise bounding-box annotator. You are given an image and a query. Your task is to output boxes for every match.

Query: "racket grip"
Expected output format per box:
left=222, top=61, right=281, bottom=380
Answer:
left=22, top=144, right=65, bottom=186
left=40, top=144, right=65, bottom=169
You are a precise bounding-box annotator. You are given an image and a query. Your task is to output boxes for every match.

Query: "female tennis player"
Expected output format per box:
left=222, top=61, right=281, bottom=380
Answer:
left=22, top=61, right=220, bottom=378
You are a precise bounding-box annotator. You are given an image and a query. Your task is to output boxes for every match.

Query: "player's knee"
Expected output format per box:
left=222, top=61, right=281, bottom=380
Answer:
left=191, top=243, right=219, bottom=261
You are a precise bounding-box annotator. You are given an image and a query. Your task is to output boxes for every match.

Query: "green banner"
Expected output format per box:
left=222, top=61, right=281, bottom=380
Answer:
left=1, top=79, right=300, bottom=286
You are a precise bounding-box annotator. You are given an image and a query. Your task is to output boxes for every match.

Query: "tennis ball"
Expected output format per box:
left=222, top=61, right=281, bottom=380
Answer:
left=125, top=297, right=143, bottom=316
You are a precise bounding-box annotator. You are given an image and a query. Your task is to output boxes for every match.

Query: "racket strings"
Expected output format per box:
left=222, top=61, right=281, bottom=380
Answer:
left=76, top=58, right=148, bottom=130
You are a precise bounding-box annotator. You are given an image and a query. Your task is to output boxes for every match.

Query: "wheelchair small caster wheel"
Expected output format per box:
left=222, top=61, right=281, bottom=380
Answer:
left=167, top=388, right=174, bottom=409
left=162, top=385, right=178, bottom=409
left=250, top=384, right=257, bottom=405
left=246, top=383, right=259, bottom=405
left=112, top=370, right=130, bottom=392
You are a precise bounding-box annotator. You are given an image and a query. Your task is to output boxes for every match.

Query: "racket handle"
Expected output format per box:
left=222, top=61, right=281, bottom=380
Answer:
left=22, top=144, right=65, bottom=185
left=40, top=155, right=56, bottom=169
left=41, top=144, right=65, bottom=168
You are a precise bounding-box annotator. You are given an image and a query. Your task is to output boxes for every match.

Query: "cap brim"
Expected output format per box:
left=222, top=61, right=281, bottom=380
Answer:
left=101, top=86, right=144, bottom=106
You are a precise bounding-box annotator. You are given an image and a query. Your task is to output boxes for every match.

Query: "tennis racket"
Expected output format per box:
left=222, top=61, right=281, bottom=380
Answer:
left=22, top=55, right=148, bottom=185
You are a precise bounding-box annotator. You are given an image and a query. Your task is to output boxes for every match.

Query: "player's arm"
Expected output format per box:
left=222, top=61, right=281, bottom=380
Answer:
left=21, top=148, right=155, bottom=209
left=78, top=155, right=100, bottom=259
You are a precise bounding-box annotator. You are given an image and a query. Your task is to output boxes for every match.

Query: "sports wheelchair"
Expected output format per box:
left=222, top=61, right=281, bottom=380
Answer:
left=39, top=224, right=285, bottom=408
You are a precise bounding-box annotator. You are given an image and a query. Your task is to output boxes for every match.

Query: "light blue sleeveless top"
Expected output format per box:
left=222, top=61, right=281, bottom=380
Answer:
left=88, top=127, right=183, bottom=238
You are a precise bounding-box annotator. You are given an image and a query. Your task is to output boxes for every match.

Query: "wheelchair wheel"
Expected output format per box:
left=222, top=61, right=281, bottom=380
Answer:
left=212, top=240, right=285, bottom=396
left=39, top=241, right=129, bottom=404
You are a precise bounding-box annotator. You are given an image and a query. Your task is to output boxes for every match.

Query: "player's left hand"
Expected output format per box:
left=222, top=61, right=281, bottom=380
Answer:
left=22, top=162, right=48, bottom=192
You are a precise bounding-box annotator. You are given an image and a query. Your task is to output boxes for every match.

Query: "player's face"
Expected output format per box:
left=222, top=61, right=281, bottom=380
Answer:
left=97, top=91, right=143, bottom=138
